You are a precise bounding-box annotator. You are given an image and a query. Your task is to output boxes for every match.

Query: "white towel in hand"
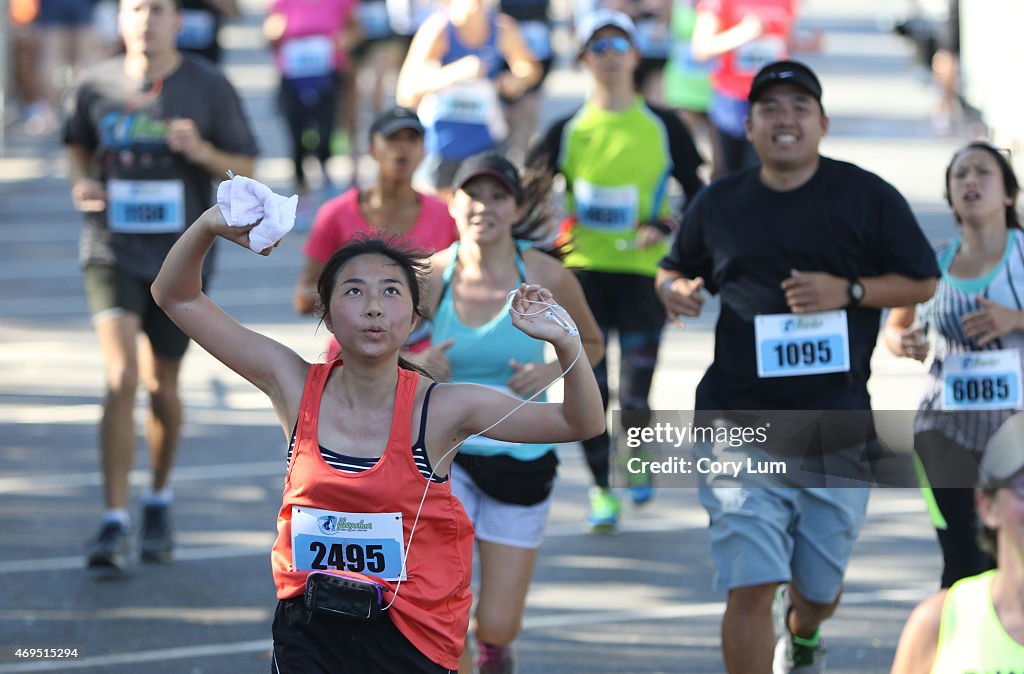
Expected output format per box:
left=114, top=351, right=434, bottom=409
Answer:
left=216, top=175, right=299, bottom=252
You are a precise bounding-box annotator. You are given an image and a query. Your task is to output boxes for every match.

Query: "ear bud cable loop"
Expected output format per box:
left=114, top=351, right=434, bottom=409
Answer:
left=384, top=292, right=583, bottom=609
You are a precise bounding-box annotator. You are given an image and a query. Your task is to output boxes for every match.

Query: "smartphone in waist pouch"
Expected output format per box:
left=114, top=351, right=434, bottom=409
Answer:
left=304, top=571, right=387, bottom=621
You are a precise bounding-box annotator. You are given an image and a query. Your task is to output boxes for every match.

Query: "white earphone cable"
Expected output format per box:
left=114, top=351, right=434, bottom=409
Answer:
left=383, top=292, right=583, bottom=608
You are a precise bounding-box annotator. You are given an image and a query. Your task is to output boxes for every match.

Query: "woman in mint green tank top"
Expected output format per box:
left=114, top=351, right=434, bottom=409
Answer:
left=890, top=413, right=1024, bottom=674
left=413, top=153, right=603, bottom=673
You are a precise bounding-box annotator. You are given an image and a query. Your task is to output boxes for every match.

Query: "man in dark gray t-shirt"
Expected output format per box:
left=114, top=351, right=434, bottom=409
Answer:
left=63, top=0, right=257, bottom=573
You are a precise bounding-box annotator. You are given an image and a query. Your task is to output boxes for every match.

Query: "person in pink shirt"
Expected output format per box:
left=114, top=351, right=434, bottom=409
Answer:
left=294, top=107, right=458, bottom=356
left=264, top=0, right=358, bottom=198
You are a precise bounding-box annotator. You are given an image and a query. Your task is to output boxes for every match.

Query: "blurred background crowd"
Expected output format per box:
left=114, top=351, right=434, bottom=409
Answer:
left=3, top=0, right=1022, bottom=179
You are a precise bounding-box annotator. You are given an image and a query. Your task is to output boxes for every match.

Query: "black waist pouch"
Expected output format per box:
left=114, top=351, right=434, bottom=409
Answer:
left=453, top=450, right=559, bottom=506
left=304, top=572, right=386, bottom=622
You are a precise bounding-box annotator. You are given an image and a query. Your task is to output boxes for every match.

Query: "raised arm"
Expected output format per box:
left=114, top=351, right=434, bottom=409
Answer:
left=691, top=8, right=763, bottom=62
left=151, top=206, right=308, bottom=416
left=536, top=254, right=603, bottom=367
left=506, top=254, right=604, bottom=397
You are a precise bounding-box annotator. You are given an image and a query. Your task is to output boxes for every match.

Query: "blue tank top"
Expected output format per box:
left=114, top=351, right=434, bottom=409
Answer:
left=441, top=12, right=503, bottom=78
left=424, top=12, right=507, bottom=160
left=433, top=241, right=553, bottom=459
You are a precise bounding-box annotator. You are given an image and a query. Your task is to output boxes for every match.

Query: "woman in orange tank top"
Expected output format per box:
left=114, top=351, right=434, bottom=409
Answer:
left=152, top=199, right=604, bottom=673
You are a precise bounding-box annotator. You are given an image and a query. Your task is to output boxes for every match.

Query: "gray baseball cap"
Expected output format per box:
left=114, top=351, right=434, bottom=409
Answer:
left=979, top=412, right=1024, bottom=488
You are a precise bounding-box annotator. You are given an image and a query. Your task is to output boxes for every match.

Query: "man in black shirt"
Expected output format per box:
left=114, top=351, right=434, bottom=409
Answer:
left=657, top=61, right=938, bottom=673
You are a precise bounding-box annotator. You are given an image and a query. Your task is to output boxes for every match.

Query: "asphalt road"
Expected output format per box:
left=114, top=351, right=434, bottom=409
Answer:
left=0, top=0, right=971, bottom=672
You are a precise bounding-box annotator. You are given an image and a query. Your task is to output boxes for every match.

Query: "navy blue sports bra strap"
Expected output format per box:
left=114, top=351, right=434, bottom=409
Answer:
left=413, top=382, right=440, bottom=451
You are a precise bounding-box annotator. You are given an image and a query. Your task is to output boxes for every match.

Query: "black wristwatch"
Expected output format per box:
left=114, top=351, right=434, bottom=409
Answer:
left=847, top=279, right=865, bottom=307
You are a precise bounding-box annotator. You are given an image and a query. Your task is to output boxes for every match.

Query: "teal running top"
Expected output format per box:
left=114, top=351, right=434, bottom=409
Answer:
left=432, top=241, right=554, bottom=459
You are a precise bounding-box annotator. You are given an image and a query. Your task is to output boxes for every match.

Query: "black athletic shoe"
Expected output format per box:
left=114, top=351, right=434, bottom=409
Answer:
left=86, top=521, right=131, bottom=570
left=140, top=504, right=174, bottom=564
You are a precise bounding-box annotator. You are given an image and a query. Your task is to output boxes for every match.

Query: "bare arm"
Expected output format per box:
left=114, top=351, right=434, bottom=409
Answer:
left=883, top=305, right=928, bottom=361
left=691, top=10, right=763, bottom=62
left=166, top=117, right=255, bottom=181
left=780, top=272, right=936, bottom=314
left=495, top=14, right=541, bottom=99
left=151, top=206, right=308, bottom=422
left=506, top=254, right=604, bottom=397
left=447, top=285, right=605, bottom=444
left=263, top=12, right=286, bottom=46
left=655, top=267, right=706, bottom=327
left=195, top=146, right=255, bottom=183
left=294, top=256, right=325, bottom=315
left=67, top=144, right=107, bottom=213
left=890, top=592, right=944, bottom=674
left=861, top=274, right=938, bottom=309
left=397, top=14, right=483, bottom=108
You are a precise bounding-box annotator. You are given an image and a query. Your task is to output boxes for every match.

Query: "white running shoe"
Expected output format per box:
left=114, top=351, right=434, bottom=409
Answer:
left=772, top=585, right=827, bottom=674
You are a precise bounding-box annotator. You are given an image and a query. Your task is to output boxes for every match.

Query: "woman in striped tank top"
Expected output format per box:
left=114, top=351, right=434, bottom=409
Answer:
left=885, top=142, right=1024, bottom=589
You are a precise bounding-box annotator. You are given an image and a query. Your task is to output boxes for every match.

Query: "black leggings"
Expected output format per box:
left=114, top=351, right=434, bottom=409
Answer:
left=278, top=76, right=340, bottom=185
left=914, top=430, right=995, bottom=588
left=574, top=271, right=665, bottom=488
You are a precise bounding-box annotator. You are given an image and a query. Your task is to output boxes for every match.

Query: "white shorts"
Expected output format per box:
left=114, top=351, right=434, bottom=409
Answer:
left=451, top=462, right=552, bottom=549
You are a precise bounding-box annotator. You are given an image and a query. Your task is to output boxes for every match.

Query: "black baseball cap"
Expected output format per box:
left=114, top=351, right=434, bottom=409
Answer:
left=748, top=60, right=823, bottom=104
left=369, top=107, right=424, bottom=139
left=979, top=412, right=1024, bottom=488
left=452, top=153, right=523, bottom=201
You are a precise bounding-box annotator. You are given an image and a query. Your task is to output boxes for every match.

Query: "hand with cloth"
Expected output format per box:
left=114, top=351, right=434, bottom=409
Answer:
left=216, top=173, right=299, bottom=253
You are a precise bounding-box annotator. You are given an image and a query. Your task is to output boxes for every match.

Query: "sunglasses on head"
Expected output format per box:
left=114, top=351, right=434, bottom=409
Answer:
left=587, top=36, right=631, bottom=55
